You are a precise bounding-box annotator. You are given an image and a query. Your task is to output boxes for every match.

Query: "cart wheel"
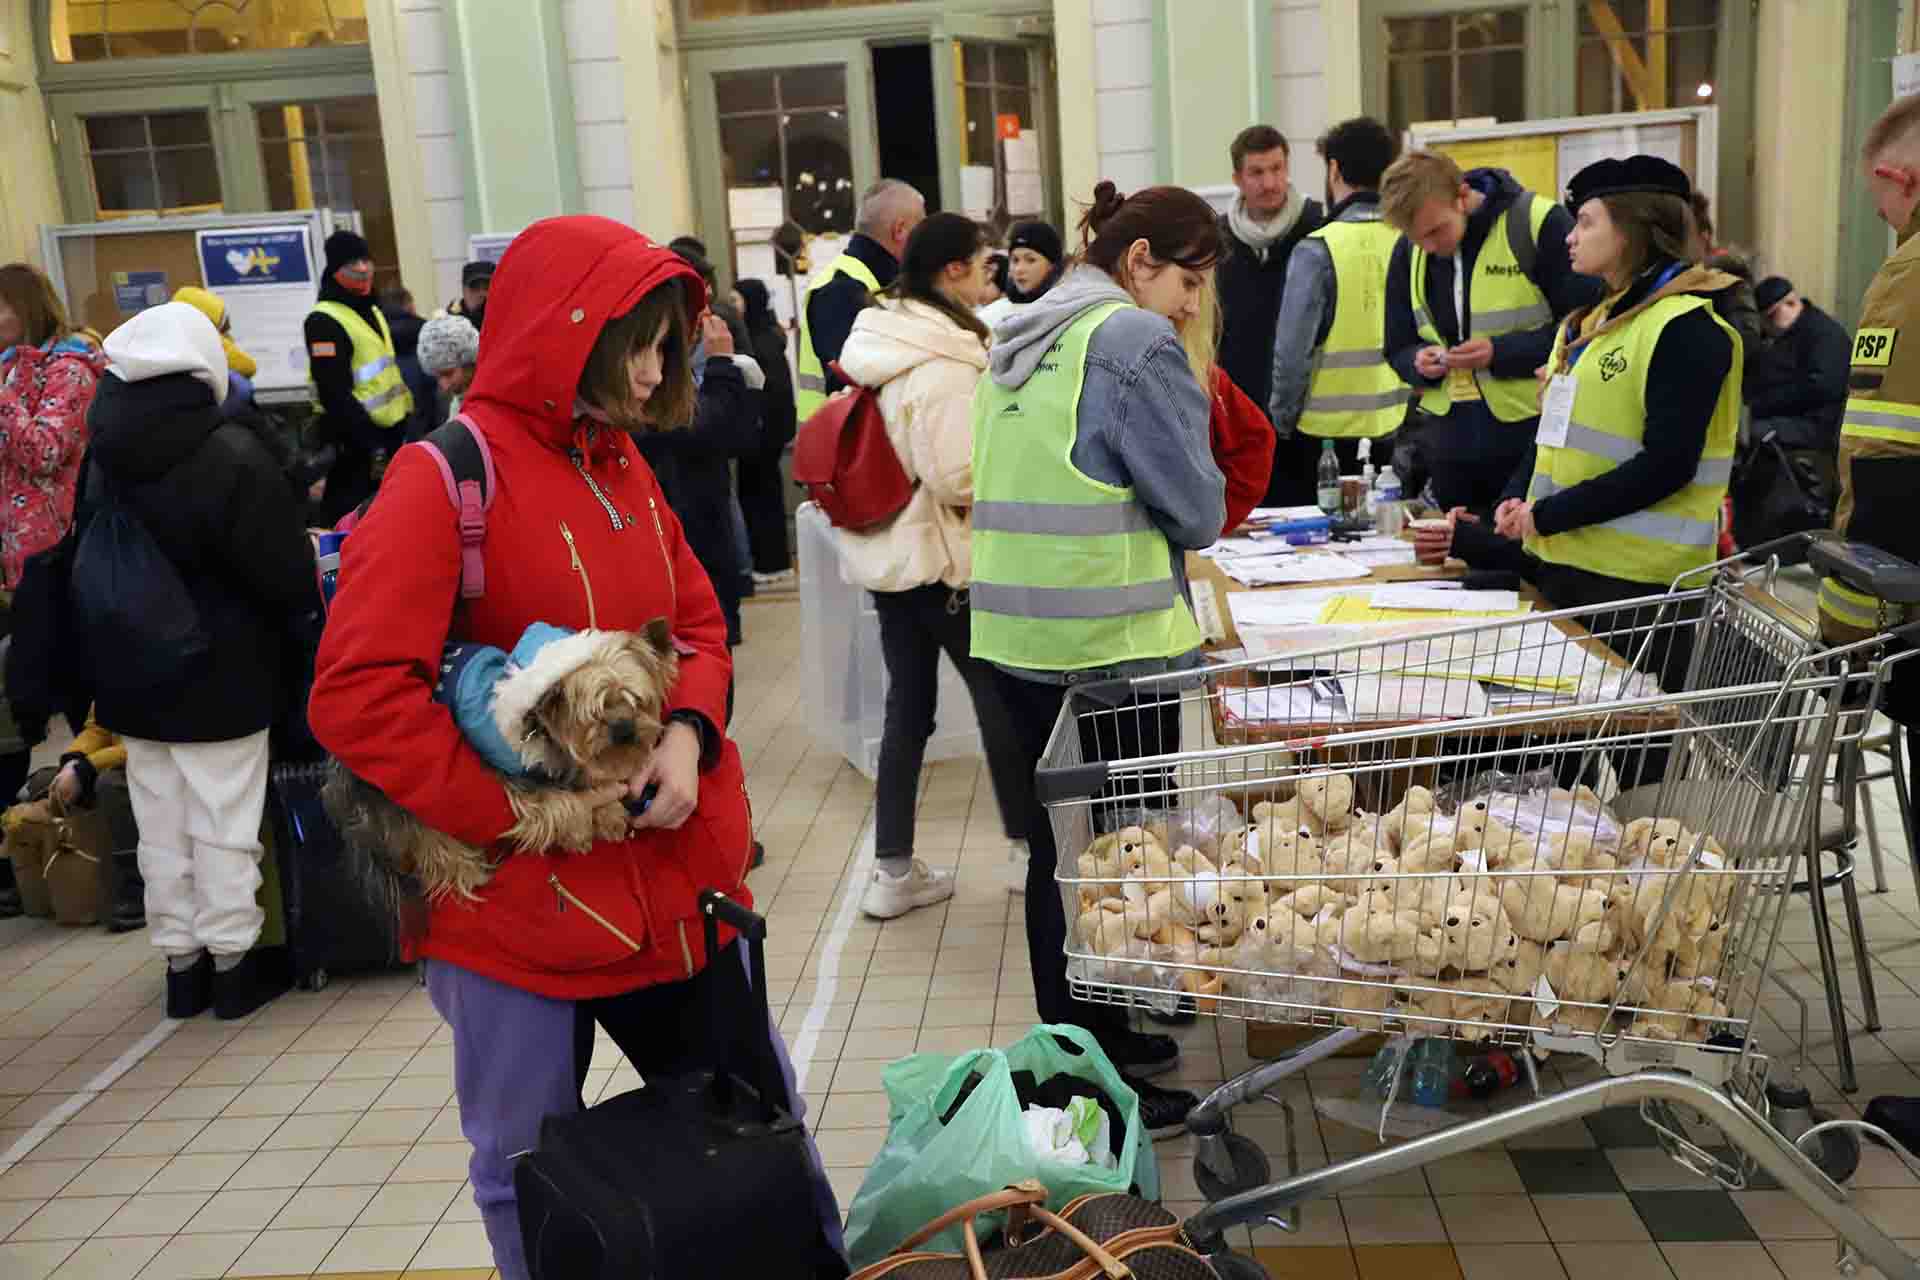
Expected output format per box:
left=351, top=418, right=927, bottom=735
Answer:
left=1194, top=1131, right=1272, bottom=1202
left=299, top=968, right=329, bottom=993
left=1206, top=1250, right=1272, bottom=1280
left=1803, top=1119, right=1863, bottom=1186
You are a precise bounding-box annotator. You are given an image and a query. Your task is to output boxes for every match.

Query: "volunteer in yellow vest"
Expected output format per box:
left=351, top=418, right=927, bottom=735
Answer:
left=1380, top=151, right=1602, bottom=519
left=305, top=230, right=411, bottom=523
left=1494, top=156, right=1741, bottom=691
left=1266, top=117, right=1407, bottom=503
left=794, top=179, right=924, bottom=417
left=973, top=181, right=1227, bottom=1134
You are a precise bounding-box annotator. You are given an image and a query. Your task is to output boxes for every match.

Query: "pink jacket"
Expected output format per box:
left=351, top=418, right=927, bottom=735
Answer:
left=0, top=341, right=106, bottom=589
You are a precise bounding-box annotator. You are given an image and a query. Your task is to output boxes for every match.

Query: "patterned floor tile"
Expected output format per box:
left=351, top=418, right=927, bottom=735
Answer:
left=1509, top=1148, right=1624, bottom=1195
left=1628, top=1190, right=1759, bottom=1243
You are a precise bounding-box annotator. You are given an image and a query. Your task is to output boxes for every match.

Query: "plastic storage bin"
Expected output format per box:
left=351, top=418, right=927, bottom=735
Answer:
left=795, top=502, right=983, bottom=780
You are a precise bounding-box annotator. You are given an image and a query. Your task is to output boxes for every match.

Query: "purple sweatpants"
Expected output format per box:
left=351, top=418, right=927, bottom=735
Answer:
left=426, top=950, right=847, bottom=1280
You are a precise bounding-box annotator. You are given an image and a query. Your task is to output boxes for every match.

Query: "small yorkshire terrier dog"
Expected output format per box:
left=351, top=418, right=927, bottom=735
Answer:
left=325, top=619, right=680, bottom=902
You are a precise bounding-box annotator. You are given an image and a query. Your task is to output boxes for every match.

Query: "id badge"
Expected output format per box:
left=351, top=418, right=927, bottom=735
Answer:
left=1536, top=374, right=1576, bottom=449
left=1446, top=367, right=1482, bottom=402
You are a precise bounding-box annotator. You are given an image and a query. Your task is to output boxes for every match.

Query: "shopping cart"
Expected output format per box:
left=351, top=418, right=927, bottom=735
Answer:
left=1037, top=537, right=1920, bottom=1280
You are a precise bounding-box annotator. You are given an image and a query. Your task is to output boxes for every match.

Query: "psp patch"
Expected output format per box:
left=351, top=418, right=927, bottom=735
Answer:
left=1854, top=328, right=1898, bottom=368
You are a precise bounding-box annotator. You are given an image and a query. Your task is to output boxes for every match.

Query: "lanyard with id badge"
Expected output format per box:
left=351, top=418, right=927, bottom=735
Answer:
left=1447, top=255, right=1482, bottom=402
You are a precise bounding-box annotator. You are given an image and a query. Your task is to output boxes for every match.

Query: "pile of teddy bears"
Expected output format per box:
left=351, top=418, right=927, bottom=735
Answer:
left=1069, top=773, right=1738, bottom=1047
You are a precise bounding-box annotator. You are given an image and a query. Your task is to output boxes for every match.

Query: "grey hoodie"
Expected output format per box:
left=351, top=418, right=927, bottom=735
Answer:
left=985, top=265, right=1226, bottom=685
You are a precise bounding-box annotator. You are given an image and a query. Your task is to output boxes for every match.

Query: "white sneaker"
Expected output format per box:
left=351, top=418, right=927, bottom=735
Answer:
left=862, top=859, right=956, bottom=919
left=1007, top=839, right=1029, bottom=896
left=752, top=568, right=797, bottom=588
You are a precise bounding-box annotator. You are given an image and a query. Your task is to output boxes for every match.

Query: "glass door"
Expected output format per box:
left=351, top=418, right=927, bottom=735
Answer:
left=686, top=38, right=877, bottom=330
left=951, top=39, right=1053, bottom=235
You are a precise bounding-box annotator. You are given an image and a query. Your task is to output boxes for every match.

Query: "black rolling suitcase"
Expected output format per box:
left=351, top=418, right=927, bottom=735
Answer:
left=261, top=760, right=404, bottom=991
left=514, top=891, right=845, bottom=1280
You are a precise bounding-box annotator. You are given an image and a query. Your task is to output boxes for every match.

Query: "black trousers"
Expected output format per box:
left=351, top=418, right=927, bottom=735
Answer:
left=871, top=586, right=1027, bottom=860
left=1421, top=400, right=1533, bottom=517
left=737, top=446, right=792, bottom=575
left=990, top=669, right=1182, bottom=1037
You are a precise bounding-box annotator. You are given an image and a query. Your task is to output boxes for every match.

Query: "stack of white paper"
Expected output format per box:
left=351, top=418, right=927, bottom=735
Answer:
left=1369, top=585, right=1523, bottom=612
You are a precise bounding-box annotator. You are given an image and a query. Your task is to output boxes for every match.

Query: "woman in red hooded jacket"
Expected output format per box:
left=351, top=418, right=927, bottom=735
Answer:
left=307, top=218, right=844, bottom=1280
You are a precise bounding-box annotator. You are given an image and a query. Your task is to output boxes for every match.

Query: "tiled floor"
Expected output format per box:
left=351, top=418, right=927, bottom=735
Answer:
left=6, top=590, right=1920, bottom=1278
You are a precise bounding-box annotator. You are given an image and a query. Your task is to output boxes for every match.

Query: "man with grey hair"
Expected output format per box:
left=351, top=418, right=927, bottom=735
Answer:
left=795, top=178, right=924, bottom=414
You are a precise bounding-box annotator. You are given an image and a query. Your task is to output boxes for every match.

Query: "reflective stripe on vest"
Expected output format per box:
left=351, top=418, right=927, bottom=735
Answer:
left=1300, top=218, right=1408, bottom=439
left=969, top=301, right=1203, bottom=671
left=310, top=301, right=411, bottom=429
left=1523, top=292, right=1741, bottom=586
left=1840, top=395, right=1920, bottom=444
left=1820, top=575, right=1908, bottom=631
left=794, top=253, right=883, bottom=417
left=1410, top=192, right=1555, bottom=423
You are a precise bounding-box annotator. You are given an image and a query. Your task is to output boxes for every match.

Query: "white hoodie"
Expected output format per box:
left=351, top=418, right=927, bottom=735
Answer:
left=832, top=297, right=986, bottom=593
left=102, top=300, right=228, bottom=404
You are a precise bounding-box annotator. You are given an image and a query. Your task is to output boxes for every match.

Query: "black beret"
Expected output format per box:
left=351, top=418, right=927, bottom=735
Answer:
left=1565, top=155, right=1692, bottom=210
left=1754, top=276, right=1794, bottom=311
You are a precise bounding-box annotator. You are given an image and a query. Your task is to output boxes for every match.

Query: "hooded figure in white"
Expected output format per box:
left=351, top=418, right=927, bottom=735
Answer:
left=84, top=300, right=319, bottom=1022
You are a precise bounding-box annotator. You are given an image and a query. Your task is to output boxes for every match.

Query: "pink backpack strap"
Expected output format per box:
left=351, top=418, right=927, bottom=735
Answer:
left=415, top=413, right=497, bottom=601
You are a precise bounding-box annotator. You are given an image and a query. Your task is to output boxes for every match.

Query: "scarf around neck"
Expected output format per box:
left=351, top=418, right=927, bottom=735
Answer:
left=1228, top=187, right=1309, bottom=260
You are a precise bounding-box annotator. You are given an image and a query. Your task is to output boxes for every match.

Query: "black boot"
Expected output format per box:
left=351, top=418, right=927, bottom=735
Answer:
left=108, top=851, right=145, bottom=933
left=214, top=950, right=290, bottom=1020
left=166, top=953, right=214, bottom=1018
left=0, top=857, right=20, bottom=919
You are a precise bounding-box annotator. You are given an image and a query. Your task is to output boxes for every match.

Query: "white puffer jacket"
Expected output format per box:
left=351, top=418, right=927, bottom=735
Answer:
left=833, top=297, right=987, bottom=593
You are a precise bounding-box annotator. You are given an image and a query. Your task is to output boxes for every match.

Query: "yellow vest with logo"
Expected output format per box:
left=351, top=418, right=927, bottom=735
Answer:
left=1299, top=218, right=1409, bottom=439
left=309, top=301, right=411, bottom=429
left=1525, top=292, right=1740, bottom=587
left=970, top=302, right=1204, bottom=671
left=1409, top=192, right=1555, bottom=423
left=1818, top=229, right=1920, bottom=641
left=794, top=253, right=883, bottom=418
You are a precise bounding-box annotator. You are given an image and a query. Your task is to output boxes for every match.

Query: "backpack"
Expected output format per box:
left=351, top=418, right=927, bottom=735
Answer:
left=315, top=414, right=497, bottom=609
left=790, top=360, right=915, bottom=531
left=283, top=415, right=495, bottom=763
left=70, top=465, right=213, bottom=693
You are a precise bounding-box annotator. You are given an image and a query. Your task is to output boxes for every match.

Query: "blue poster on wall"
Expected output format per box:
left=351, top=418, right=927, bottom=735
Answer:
left=196, top=227, right=315, bottom=289
left=111, top=270, right=168, bottom=315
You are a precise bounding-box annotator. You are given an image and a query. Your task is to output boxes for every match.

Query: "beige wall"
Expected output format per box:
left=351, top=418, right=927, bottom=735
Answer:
left=624, top=0, right=695, bottom=239
left=1751, top=0, right=1848, bottom=306
left=0, top=4, right=65, bottom=265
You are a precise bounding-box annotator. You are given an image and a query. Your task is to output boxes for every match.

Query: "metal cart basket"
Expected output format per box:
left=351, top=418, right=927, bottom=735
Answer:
left=1036, top=539, right=1920, bottom=1279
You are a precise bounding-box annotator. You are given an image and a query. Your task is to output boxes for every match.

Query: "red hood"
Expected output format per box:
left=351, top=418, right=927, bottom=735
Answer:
left=463, top=216, right=707, bottom=450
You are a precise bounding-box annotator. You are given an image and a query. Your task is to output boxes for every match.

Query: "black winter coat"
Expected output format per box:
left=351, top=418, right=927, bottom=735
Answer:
left=633, top=355, right=761, bottom=609
left=81, top=371, right=318, bottom=743
left=1215, top=200, right=1325, bottom=414
left=749, top=320, right=798, bottom=454
left=1749, top=301, right=1851, bottom=452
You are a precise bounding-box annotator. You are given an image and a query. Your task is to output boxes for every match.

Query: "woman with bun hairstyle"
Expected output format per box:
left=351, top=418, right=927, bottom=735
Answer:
left=832, top=212, right=1033, bottom=917
left=970, top=181, right=1226, bottom=1135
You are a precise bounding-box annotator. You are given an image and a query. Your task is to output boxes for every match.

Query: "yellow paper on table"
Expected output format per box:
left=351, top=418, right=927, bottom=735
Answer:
left=1315, top=593, right=1532, bottom=626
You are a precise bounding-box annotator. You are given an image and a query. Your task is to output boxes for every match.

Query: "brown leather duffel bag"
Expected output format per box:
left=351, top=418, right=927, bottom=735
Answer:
left=851, top=1180, right=1222, bottom=1279
left=43, top=791, right=113, bottom=926
left=4, top=799, right=57, bottom=918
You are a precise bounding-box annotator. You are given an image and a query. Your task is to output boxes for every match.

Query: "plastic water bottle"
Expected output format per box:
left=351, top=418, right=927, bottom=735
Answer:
left=1316, top=440, right=1341, bottom=516
left=1358, top=439, right=1377, bottom=522
left=1374, top=464, right=1405, bottom=537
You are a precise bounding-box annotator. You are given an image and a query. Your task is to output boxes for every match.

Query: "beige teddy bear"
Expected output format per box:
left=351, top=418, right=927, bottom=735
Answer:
left=1407, top=974, right=1513, bottom=1042
left=1332, top=976, right=1407, bottom=1032
left=1339, top=894, right=1432, bottom=965
left=1629, top=977, right=1730, bottom=1042
left=1194, top=862, right=1270, bottom=946
left=1399, top=832, right=1461, bottom=874
left=1441, top=884, right=1523, bottom=973
left=1249, top=797, right=1313, bottom=838
left=1499, top=879, right=1617, bottom=948
left=1620, top=817, right=1686, bottom=866
left=1616, top=874, right=1714, bottom=955
left=1382, top=785, right=1438, bottom=851
left=1541, top=941, right=1635, bottom=1034
left=1078, top=825, right=1167, bottom=906
left=1297, top=773, right=1356, bottom=834
left=1668, top=917, right=1729, bottom=980
left=1254, top=828, right=1327, bottom=895
left=1490, top=938, right=1550, bottom=997
left=1549, top=830, right=1622, bottom=888
left=1275, top=882, right=1348, bottom=919
left=1319, top=825, right=1382, bottom=879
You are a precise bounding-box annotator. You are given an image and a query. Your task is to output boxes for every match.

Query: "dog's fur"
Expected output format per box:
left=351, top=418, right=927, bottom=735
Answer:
left=325, top=621, right=679, bottom=903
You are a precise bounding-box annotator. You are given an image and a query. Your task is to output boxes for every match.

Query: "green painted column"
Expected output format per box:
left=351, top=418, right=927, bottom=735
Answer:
left=443, top=0, right=583, bottom=236
left=1154, top=0, right=1273, bottom=188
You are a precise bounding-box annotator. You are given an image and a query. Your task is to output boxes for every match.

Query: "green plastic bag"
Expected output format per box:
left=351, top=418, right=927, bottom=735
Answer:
left=840, top=1023, right=1162, bottom=1268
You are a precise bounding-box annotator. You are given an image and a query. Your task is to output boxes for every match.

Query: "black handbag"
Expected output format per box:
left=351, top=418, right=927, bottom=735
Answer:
left=515, top=891, right=845, bottom=1280
left=1732, top=434, right=1835, bottom=566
